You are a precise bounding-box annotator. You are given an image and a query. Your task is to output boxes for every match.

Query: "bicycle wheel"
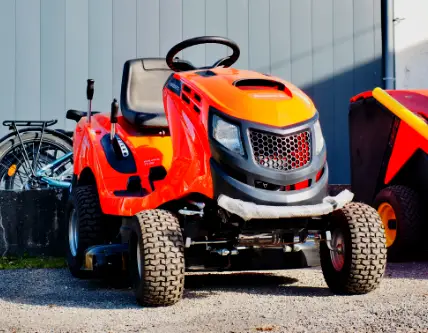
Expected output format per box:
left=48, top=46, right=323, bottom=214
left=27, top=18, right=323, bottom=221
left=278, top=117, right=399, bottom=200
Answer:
left=0, top=132, right=73, bottom=190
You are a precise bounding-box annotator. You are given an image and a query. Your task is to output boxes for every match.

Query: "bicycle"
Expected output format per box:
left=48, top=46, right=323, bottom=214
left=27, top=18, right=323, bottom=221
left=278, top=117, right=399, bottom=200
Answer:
left=0, top=119, right=74, bottom=190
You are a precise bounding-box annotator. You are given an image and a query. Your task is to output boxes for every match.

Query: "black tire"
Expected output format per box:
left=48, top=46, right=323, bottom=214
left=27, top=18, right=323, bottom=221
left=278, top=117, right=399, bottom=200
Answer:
left=0, top=132, right=73, bottom=190
left=373, top=185, right=422, bottom=261
left=320, top=202, right=387, bottom=295
left=129, top=209, right=185, bottom=307
left=65, top=185, right=104, bottom=278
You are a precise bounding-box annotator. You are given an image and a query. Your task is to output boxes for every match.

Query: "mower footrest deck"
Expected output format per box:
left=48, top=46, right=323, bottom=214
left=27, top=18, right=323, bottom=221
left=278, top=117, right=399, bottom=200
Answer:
left=218, top=189, right=354, bottom=221
left=83, top=243, right=128, bottom=272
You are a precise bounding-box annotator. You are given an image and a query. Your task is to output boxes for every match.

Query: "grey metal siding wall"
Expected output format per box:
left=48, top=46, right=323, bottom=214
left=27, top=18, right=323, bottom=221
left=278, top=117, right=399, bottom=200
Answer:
left=0, top=0, right=382, bottom=184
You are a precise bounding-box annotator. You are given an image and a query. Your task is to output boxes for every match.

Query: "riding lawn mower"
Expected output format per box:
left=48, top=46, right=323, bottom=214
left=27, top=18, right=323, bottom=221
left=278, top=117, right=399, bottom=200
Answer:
left=65, top=36, right=387, bottom=306
left=349, top=87, right=428, bottom=261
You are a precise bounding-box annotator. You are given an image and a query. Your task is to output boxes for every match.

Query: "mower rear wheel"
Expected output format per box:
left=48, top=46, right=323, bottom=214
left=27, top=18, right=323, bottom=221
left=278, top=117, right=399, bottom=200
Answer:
left=65, top=185, right=104, bottom=278
left=320, top=202, right=387, bottom=294
left=129, top=209, right=185, bottom=307
left=373, top=185, right=422, bottom=261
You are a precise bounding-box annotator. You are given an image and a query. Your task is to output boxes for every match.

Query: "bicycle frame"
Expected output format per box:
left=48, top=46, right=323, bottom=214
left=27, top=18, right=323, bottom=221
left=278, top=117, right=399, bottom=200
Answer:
left=36, top=151, right=73, bottom=188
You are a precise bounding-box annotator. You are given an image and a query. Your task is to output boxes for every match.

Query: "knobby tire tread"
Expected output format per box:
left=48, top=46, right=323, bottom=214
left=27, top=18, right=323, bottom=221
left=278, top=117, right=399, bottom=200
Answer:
left=135, top=209, right=185, bottom=306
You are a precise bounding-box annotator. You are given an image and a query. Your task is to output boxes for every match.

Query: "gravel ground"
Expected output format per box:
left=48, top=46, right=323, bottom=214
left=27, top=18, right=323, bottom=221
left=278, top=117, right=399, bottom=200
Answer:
left=0, top=262, right=427, bottom=333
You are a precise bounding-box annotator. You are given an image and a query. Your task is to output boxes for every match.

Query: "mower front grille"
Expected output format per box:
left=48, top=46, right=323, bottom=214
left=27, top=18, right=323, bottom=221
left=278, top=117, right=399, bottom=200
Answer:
left=249, top=129, right=312, bottom=171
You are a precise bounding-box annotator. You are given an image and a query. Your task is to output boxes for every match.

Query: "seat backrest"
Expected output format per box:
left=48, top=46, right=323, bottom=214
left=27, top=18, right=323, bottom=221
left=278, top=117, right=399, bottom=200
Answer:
left=120, top=58, right=174, bottom=127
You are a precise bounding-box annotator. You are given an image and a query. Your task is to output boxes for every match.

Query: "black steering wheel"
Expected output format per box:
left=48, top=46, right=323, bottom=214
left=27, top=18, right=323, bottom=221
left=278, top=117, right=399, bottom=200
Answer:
left=166, top=36, right=240, bottom=72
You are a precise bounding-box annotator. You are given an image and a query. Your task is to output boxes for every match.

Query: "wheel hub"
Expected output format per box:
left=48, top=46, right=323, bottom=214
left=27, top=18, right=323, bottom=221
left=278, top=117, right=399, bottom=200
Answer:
left=68, top=208, right=79, bottom=257
left=377, top=202, right=397, bottom=247
left=330, top=228, right=345, bottom=272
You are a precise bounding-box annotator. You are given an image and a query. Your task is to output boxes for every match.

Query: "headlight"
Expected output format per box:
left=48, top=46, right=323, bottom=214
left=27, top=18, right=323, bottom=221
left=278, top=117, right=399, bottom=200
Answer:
left=313, top=120, right=324, bottom=155
left=212, top=114, right=244, bottom=155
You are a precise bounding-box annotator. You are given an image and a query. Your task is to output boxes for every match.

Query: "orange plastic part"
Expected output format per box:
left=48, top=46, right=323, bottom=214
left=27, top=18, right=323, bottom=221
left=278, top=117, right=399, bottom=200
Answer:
left=384, top=121, right=428, bottom=184
left=179, top=68, right=317, bottom=127
left=365, top=88, right=428, bottom=184
left=72, top=67, right=318, bottom=216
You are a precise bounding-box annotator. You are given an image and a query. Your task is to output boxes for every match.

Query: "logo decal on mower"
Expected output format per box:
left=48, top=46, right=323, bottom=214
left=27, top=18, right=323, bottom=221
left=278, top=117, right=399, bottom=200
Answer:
left=144, top=157, right=161, bottom=166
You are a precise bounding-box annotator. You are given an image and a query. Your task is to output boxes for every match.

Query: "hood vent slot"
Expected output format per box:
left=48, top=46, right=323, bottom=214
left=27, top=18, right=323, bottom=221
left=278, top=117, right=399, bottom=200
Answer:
left=233, top=79, right=292, bottom=96
left=195, top=70, right=217, bottom=77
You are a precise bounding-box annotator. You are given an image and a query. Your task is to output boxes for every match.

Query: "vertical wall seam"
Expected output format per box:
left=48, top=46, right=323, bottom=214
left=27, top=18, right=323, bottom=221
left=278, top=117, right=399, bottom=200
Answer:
left=247, top=0, right=250, bottom=69
left=311, top=0, right=314, bottom=97
left=14, top=0, right=17, bottom=120
left=268, top=0, right=271, bottom=74
left=64, top=0, right=67, bottom=128
left=289, top=0, right=292, bottom=82
left=135, top=0, right=137, bottom=57
left=332, top=0, right=335, bottom=171
left=204, top=0, right=207, bottom=66
left=352, top=1, right=355, bottom=97
left=39, top=0, right=42, bottom=119
left=87, top=0, right=90, bottom=81
left=225, top=0, right=228, bottom=57
left=111, top=0, right=113, bottom=98
left=181, top=0, right=184, bottom=43
left=373, top=0, right=376, bottom=85
left=352, top=0, right=356, bottom=96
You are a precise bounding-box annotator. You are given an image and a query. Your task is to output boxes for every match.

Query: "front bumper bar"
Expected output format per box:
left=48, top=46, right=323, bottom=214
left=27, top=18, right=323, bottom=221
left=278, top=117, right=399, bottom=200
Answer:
left=218, top=189, right=354, bottom=221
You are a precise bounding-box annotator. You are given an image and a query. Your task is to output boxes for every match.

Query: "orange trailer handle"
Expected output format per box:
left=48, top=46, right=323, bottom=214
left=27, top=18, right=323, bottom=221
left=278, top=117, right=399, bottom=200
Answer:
left=372, top=87, right=428, bottom=141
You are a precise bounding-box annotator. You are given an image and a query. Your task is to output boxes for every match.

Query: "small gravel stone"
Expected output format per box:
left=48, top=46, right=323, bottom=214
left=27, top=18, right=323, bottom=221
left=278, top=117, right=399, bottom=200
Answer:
left=0, top=262, right=427, bottom=333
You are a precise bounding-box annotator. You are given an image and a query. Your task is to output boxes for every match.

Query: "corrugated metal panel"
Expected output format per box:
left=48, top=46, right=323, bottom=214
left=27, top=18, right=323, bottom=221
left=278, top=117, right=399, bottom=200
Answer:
left=0, top=0, right=16, bottom=129
left=89, top=0, right=113, bottom=113
left=291, top=0, right=313, bottom=96
left=333, top=0, right=355, bottom=183
left=0, top=0, right=383, bottom=183
left=137, top=0, right=160, bottom=58
left=312, top=0, right=335, bottom=177
left=15, top=0, right=41, bottom=121
left=205, top=0, right=227, bottom=65
left=269, top=0, right=291, bottom=81
left=248, top=0, right=270, bottom=73
left=112, top=0, right=137, bottom=115
left=182, top=0, right=205, bottom=67
left=159, top=0, right=182, bottom=57
left=65, top=0, right=89, bottom=130
left=227, top=0, right=249, bottom=69
left=41, top=0, right=66, bottom=126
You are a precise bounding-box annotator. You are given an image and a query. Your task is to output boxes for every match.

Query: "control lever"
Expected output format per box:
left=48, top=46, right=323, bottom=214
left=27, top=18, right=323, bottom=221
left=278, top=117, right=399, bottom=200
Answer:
left=110, top=98, right=118, bottom=141
left=110, top=98, right=129, bottom=159
left=86, top=79, right=94, bottom=124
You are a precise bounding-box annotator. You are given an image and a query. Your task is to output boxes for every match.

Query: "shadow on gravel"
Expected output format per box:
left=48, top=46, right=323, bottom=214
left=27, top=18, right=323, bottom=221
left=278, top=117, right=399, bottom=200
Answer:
left=384, top=261, right=428, bottom=280
left=0, top=269, right=332, bottom=309
left=183, top=272, right=332, bottom=299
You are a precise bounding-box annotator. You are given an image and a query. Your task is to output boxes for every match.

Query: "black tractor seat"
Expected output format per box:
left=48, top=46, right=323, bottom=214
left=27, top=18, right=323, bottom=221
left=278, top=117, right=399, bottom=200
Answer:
left=120, top=58, right=174, bottom=130
left=66, top=109, right=101, bottom=123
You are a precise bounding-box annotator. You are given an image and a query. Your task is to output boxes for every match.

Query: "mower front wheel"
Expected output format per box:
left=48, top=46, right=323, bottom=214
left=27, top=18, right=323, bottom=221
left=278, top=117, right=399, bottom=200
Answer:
left=129, top=209, right=185, bottom=307
left=320, top=202, right=387, bottom=295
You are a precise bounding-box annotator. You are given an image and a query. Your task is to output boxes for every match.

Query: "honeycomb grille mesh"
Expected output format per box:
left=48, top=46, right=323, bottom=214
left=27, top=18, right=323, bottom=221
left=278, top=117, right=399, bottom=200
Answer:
left=249, top=129, right=312, bottom=171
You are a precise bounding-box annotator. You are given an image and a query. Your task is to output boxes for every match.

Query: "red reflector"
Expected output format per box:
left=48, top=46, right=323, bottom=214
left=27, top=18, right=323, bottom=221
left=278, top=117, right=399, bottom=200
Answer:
left=294, top=180, right=309, bottom=190
left=316, top=167, right=324, bottom=182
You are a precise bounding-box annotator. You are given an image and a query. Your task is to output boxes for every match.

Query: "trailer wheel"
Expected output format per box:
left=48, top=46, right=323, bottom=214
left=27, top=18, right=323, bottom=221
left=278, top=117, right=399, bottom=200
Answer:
left=320, top=202, right=387, bottom=294
left=373, top=185, right=422, bottom=261
left=129, top=209, right=185, bottom=307
left=65, top=185, right=105, bottom=278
